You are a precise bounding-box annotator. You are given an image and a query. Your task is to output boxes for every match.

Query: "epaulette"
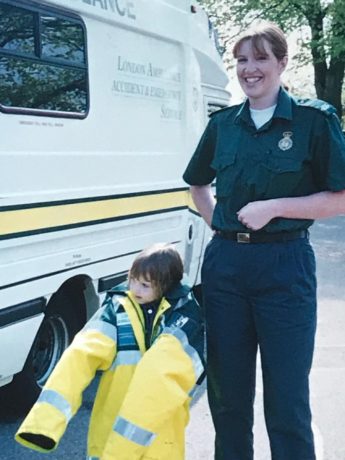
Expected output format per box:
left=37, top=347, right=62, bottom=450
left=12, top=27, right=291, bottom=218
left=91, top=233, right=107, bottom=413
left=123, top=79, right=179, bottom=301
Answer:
left=209, top=104, right=239, bottom=117
left=296, top=98, right=337, bottom=116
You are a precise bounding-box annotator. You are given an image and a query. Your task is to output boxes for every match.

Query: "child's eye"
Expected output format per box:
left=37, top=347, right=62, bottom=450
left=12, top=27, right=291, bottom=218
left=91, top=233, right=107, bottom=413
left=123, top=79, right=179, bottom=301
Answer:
left=141, top=282, right=151, bottom=288
left=237, top=57, right=247, bottom=63
left=257, top=55, right=268, bottom=61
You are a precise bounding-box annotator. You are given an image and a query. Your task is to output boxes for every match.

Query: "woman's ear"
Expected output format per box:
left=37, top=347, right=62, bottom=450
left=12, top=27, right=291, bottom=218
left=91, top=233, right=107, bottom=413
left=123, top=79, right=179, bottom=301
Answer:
left=279, top=56, right=288, bottom=74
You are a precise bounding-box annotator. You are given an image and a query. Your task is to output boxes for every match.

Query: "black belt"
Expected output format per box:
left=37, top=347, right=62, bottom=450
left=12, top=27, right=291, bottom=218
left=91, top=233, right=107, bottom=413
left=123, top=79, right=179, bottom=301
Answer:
left=215, top=229, right=308, bottom=243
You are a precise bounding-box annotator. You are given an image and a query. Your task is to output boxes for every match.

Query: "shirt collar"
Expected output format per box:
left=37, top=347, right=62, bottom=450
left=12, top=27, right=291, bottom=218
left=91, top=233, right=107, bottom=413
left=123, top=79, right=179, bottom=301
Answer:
left=273, top=87, right=293, bottom=120
left=235, top=86, right=293, bottom=125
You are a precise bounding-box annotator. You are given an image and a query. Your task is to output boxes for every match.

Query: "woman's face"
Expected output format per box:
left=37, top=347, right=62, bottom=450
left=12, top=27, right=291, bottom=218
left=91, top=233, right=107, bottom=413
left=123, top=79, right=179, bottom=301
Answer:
left=236, top=38, right=287, bottom=109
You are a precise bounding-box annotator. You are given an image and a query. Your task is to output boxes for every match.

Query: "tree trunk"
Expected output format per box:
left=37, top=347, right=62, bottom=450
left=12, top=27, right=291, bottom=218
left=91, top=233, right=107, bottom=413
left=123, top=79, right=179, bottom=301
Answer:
left=307, top=3, right=344, bottom=118
left=323, top=58, right=345, bottom=118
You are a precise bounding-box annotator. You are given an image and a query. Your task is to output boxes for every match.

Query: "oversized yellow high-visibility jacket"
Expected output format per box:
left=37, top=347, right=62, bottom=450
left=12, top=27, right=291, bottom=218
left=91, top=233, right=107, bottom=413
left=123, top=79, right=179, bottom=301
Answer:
left=15, top=281, right=205, bottom=460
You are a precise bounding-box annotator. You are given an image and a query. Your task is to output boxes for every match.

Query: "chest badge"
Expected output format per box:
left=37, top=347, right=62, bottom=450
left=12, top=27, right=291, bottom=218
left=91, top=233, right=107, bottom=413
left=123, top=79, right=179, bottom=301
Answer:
left=278, top=131, right=293, bottom=151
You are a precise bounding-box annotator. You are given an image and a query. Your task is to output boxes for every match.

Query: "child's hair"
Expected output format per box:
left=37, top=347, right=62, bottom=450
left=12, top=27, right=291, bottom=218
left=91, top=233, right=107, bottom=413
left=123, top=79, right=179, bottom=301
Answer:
left=232, top=20, right=288, bottom=61
left=129, top=243, right=184, bottom=298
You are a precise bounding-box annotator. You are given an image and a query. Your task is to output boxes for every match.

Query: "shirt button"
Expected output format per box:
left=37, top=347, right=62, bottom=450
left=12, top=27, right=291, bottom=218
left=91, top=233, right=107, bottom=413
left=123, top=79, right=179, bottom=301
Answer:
left=148, top=309, right=153, bottom=314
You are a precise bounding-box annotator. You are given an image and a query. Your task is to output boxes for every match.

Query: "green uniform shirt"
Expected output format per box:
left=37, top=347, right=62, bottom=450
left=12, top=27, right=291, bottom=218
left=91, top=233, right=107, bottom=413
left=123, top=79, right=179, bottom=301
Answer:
left=183, top=88, right=345, bottom=233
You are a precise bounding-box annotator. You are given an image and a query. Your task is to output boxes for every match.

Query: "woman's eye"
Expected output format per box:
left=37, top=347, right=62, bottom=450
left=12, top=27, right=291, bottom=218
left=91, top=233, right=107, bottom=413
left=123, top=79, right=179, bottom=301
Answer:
left=237, top=58, right=247, bottom=63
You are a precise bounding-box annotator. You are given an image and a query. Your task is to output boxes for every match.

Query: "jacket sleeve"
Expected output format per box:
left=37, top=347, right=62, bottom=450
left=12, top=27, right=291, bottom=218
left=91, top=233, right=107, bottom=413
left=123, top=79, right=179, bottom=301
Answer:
left=101, top=297, right=205, bottom=460
left=15, top=298, right=118, bottom=453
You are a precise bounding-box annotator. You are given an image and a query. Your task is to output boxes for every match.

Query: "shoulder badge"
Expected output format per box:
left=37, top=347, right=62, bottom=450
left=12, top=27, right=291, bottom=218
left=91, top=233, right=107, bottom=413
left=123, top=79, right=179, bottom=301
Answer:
left=209, top=102, right=244, bottom=118
left=209, top=105, right=231, bottom=117
left=297, top=98, right=337, bottom=117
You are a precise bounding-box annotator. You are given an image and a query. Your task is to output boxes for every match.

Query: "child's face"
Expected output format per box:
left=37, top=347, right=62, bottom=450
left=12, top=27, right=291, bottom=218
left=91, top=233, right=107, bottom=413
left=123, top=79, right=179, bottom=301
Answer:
left=129, top=276, right=159, bottom=305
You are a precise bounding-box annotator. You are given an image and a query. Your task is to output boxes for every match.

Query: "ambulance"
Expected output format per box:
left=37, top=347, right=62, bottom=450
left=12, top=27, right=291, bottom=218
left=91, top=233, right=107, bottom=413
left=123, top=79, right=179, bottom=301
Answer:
left=0, top=0, right=229, bottom=406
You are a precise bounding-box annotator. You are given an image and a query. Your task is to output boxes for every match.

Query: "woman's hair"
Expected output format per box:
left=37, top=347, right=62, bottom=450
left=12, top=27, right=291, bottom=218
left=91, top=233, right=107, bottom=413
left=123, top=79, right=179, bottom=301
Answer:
left=232, top=20, right=288, bottom=61
left=129, top=243, right=184, bottom=297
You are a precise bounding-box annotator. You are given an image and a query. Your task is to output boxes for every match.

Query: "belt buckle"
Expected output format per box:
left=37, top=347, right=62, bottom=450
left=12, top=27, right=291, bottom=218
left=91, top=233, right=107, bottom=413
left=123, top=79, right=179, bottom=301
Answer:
left=237, top=232, right=250, bottom=243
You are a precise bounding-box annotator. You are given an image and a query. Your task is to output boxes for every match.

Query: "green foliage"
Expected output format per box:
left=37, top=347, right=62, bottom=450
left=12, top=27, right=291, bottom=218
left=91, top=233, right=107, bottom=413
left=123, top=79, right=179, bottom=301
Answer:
left=199, top=0, right=345, bottom=118
left=200, top=0, right=345, bottom=59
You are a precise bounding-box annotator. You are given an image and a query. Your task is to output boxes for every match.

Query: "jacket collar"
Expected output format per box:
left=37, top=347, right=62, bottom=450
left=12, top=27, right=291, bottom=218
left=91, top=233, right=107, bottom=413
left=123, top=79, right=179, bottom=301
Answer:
left=165, top=279, right=191, bottom=301
left=108, top=279, right=192, bottom=308
left=235, top=86, right=293, bottom=125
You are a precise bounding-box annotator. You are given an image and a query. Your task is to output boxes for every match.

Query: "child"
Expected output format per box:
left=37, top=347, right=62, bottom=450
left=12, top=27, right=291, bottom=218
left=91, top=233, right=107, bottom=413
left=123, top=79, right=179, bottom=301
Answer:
left=15, top=243, right=205, bottom=460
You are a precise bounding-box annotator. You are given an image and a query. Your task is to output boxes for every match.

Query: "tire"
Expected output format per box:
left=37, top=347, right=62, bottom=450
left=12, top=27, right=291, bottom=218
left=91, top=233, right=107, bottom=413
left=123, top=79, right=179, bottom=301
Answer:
left=29, top=310, right=71, bottom=387
left=0, top=288, right=85, bottom=415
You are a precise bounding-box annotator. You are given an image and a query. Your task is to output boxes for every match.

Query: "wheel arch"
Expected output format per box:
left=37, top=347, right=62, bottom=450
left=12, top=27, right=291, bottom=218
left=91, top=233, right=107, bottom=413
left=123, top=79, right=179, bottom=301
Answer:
left=46, top=273, right=98, bottom=325
left=0, top=274, right=100, bottom=413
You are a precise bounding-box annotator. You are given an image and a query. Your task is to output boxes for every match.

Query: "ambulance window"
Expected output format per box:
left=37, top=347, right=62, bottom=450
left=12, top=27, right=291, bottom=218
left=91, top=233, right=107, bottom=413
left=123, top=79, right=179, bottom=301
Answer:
left=41, top=15, right=85, bottom=64
left=0, top=1, right=88, bottom=118
left=0, top=57, right=87, bottom=113
left=0, top=3, right=35, bottom=56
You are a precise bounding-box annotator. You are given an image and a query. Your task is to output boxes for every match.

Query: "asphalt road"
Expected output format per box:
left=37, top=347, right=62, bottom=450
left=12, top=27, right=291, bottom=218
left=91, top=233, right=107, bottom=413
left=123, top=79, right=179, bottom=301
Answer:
left=1, top=216, right=345, bottom=460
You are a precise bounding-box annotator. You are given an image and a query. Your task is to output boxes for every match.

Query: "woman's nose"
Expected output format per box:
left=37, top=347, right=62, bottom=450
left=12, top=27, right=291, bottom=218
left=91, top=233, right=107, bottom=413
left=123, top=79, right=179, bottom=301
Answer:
left=244, top=59, right=257, bottom=72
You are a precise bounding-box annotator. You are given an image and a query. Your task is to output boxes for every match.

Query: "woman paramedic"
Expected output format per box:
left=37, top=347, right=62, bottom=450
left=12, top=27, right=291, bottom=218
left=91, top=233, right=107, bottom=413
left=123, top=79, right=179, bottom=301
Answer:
left=183, top=20, right=345, bottom=460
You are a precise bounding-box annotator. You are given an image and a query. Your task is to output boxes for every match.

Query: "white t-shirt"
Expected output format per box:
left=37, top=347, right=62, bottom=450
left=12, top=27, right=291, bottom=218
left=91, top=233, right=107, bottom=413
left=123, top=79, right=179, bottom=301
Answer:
left=250, top=105, right=276, bottom=129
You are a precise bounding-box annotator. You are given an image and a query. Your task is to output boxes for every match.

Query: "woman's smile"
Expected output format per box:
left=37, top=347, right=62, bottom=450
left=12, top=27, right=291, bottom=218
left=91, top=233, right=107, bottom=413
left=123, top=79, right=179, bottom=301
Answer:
left=236, top=38, right=287, bottom=109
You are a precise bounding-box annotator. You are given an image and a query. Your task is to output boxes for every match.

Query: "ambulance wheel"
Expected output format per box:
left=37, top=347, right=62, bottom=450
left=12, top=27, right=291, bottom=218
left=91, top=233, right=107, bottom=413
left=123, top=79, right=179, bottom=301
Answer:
left=0, top=290, right=85, bottom=414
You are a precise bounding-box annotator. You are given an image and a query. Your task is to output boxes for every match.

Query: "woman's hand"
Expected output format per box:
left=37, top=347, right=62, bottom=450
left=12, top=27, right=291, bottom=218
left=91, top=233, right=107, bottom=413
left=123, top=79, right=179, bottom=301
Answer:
left=237, top=191, right=345, bottom=230
left=237, top=200, right=278, bottom=231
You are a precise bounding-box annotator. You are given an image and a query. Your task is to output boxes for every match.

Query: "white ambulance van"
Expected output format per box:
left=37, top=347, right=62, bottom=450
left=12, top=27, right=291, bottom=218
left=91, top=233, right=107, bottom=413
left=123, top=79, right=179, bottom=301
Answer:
left=0, top=0, right=229, bottom=407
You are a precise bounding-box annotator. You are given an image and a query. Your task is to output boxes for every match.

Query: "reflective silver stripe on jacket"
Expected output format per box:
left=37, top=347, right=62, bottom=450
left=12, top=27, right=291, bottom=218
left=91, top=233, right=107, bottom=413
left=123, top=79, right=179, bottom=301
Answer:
left=189, top=382, right=203, bottom=399
left=83, top=320, right=117, bottom=342
left=116, top=311, right=131, bottom=326
left=87, top=457, right=99, bottom=460
left=110, top=350, right=142, bottom=370
left=113, top=416, right=156, bottom=446
left=38, top=389, right=72, bottom=422
left=163, top=326, right=204, bottom=379
left=189, top=384, right=198, bottom=398
left=174, top=293, right=192, bottom=309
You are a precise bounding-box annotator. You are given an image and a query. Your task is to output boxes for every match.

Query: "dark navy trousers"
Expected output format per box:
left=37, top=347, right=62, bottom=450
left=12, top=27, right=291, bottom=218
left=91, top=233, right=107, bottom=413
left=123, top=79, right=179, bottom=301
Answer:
left=202, top=234, right=317, bottom=460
